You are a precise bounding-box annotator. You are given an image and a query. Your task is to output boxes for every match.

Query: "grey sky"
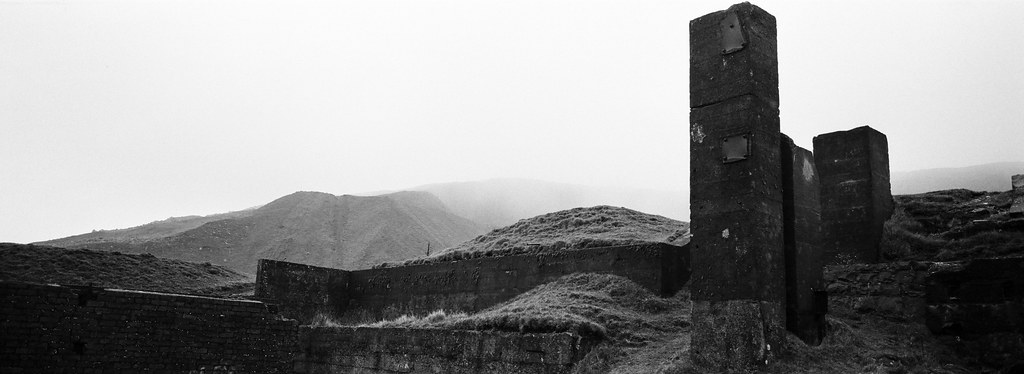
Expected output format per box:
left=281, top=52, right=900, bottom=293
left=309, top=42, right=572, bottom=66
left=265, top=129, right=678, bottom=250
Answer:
left=2, top=0, right=1022, bottom=243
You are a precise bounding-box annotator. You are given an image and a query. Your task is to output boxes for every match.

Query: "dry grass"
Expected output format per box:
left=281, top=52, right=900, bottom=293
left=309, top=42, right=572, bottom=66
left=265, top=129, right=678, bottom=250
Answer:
left=882, top=189, right=1024, bottom=261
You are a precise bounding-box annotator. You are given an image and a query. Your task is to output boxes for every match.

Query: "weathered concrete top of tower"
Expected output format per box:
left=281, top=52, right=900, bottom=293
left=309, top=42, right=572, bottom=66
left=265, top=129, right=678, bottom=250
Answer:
left=689, top=2, right=779, bottom=109
left=814, top=125, right=887, bottom=142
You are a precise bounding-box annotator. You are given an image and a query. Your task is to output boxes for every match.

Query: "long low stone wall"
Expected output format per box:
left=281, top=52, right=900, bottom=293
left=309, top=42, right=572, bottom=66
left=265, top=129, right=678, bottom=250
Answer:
left=256, top=243, right=689, bottom=323
left=295, top=326, right=597, bottom=374
left=0, top=281, right=298, bottom=373
left=824, top=261, right=933, bottom=321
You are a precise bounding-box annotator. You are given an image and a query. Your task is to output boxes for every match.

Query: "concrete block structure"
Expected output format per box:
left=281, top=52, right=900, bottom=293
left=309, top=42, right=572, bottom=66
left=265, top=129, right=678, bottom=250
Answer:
left=1011, top=174, right=1024, bottom=216
left=781, top=135, right=826, bottom=345
left=689, top=3, right=786, bottom=370
left=814, top=126, right=894, bottom=265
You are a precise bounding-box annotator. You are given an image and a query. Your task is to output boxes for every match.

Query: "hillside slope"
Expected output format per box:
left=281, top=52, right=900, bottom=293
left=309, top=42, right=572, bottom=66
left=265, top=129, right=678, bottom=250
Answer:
left=0, top=243, right=251, bottom=297
left=392, top=205, right=689, bottom=267
left=40, top=191, right=486, bottom=273
left=43, top=209, right=257, bottom=246
left=882, top=188, right=1024, bottom=261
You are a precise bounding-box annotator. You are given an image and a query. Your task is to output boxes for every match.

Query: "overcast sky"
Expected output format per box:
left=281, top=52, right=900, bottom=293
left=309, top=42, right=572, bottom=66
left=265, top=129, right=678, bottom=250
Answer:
left=2, top=0, right=1022, bottom=243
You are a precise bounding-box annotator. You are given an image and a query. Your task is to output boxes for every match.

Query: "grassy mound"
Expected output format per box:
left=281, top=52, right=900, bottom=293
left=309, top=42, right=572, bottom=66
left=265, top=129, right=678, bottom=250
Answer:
left=360, top=273, right=689, bottom=340
left=382, top=206, right=689, bottom=267
left=882, top=189, right=1024, bottom=261
left=0, top=243, right=253, bottom=298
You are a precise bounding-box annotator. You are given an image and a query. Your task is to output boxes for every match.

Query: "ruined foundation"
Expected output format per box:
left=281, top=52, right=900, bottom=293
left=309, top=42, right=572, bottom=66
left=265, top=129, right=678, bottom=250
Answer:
left=814, top=126, right=893, bottom=265
left=689, top=3, right=786, bottom=370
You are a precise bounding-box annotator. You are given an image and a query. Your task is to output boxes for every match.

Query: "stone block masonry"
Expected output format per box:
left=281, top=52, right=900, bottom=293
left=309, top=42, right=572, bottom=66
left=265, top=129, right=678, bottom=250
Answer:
left=255, top=259, right=351, bottom=323
left=689, top=3, right=785, bottom=370
left=781, top=135, right=826, bottom=345
left=256, top=243, right=689, bottom=324
left=1010, top=174, right=1024, bottom=216
left=294, top=327, right=597, bottom=374
left=814, top=125, right=894, bottom=265
left=0, top=281, right=298, bottom=373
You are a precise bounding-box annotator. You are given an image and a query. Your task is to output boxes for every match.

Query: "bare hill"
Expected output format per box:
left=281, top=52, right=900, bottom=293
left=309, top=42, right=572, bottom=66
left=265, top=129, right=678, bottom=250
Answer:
left=44, top=209, right=257, bottom=246
left=0, top=243, right=251, bottom=297
left=391, top=205, right=689, bottom=267
left=39, top=191, right=486, bottom=273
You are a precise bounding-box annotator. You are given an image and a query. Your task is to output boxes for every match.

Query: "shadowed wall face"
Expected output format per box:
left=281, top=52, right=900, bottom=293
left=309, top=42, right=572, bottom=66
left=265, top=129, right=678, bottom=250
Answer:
left=255, top=243, right=689, bottom=324
left=689, top=3, right=785, bottom=370
left=781, top=135, right=826, bottom=345
left=813, top=126, right=893, bottom=265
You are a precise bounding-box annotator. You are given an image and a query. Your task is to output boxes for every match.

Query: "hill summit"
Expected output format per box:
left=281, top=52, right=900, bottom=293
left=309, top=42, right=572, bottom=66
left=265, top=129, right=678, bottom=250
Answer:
left=391, top=205, right=689, bottom=267
left=40, top=191, right=486, bottom=273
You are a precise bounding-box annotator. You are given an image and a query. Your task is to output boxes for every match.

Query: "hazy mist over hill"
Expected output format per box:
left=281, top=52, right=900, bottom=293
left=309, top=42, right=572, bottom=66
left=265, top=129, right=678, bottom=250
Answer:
left=891, top=162, right=1024, bottom=195
left=409, top=179, right=689, bottom=229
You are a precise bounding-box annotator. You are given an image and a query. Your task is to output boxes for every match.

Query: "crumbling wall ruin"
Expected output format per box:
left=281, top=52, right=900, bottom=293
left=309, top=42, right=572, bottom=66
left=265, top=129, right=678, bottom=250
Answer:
left=294, top=327, right=597, bottom=374
left=256, top=243, right=689, bottom=324
left=0, top=281, right=298, bottom=373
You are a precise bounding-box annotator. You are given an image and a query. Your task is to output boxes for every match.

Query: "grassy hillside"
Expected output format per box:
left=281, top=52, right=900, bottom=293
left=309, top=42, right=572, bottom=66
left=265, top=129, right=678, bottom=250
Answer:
left=0, top=243, right=252, bottom=297
left=39, top=191, right=486, bottom=273
left=882, top=189, right=1024, bottom=261
left=386, top=205, right=689, bottom=267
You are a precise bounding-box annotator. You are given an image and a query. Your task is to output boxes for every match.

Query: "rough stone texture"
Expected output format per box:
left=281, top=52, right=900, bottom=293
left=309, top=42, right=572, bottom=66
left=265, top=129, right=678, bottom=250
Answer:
left=690, top=300, right=785, bottom=371
left=925, top=257, right=1024, bottom=368
left=781, top=135, right=826, bottom=345
left=0, top=281, right=298, bottom=373
left=689, top=2, right=778, bottom=109
left=294, top=327, right=597, bottom=374
left=256, top=243, right=689, bottom=324
left=824, top=262, right=933, bottom=321
left=814, top=125, right=893, bottom=265
left=689, top=2, right=784, bottom=370
left=255, top=259, right=350, bottom=322
left=1011, top=174, right=1024, bottom=216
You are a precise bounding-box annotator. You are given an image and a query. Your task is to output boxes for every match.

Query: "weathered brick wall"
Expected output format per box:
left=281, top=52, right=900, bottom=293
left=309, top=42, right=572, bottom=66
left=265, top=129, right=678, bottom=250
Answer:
left=294, top=326, right=597, bottom=374
left=255, top=259, right=350, bottom=322
left=256, top=243, right=689, bottom=324
left=345, top=243, right=687, bottom=322
left=925, top=257, right=1024, bottom=368
left=824, top=262, right=933, bottom=321
left=0, top=281, right=298, bottom=373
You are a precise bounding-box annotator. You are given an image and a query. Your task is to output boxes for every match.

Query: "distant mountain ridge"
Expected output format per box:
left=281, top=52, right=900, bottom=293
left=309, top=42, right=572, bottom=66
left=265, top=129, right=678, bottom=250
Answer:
left=891, top=162, right=1024, bottom=195
left=39, top=191, right=486, bottom=273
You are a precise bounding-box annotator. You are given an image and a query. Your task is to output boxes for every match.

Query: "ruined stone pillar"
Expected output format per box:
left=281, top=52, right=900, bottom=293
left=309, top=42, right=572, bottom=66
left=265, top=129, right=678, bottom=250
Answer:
left=1010, top=175, right=1024, bottom=216
left=689, top=3, right=785, bottom=370
left=813, top=126, right=893, bottom=265
left=781, top=135, right=826, bottom=345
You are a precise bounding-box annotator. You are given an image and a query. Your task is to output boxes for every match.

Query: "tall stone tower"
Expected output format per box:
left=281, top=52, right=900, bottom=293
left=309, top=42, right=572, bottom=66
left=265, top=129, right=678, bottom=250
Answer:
left=689, top=2, right=785, bottom=370
left=814, top=126, right=893, bottom=264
